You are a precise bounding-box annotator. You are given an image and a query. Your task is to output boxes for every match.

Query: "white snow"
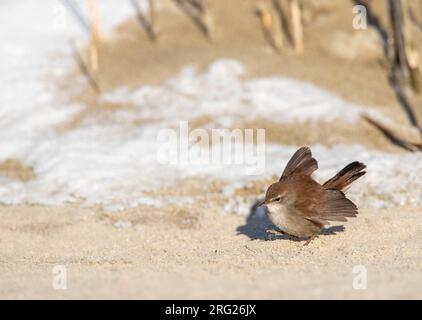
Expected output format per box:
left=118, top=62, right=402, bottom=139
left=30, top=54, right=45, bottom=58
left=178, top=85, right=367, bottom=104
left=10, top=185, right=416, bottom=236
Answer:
left=0, top=1, right=421, bottom=213
left=101, top=60, right=370, bottom=126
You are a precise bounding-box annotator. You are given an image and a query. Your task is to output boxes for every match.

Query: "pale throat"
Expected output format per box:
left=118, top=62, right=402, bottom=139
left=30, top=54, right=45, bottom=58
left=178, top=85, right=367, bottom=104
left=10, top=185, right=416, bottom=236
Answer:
left=265, top=202, right=290, bottom=221
left=265, top=203, right=293, bottom=236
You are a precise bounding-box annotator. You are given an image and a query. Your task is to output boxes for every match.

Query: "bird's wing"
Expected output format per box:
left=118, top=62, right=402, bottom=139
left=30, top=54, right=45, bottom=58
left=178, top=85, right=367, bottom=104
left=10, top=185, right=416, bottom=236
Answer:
left=280, top=146, right=318, bottom=180
left=294, top=180, right=358, bottom=223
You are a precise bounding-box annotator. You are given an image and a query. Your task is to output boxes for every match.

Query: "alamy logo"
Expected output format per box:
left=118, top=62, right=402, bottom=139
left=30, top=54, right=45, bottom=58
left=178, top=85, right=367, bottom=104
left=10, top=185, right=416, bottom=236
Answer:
left=52, top=265, right=67, bottom=290
left=52, top=5, right=68, bottom=30
left=157, top=121, right=266, bottom=175
left=352, top=265, right=367, bottom=290
left=352, top=5, right=367, bottom=30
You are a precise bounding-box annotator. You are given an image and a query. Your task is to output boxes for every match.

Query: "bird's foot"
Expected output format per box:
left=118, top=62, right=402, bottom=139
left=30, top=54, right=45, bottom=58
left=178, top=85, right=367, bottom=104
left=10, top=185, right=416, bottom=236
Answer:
left=266, top=229, right=284, bottom=236
left=303, top=235, right=317, bottom=246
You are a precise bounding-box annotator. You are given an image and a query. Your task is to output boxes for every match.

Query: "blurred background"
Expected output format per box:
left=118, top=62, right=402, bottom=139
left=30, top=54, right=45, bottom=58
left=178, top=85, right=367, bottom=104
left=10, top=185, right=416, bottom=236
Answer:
left=1, top=0, right=422, bottom=211
left=1, top=0, right=422, bottom=299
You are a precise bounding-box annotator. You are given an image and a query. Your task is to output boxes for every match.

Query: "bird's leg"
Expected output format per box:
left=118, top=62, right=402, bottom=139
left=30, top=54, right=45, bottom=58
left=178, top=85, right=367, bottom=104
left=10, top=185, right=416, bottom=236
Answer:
left=266, top=229, right=285, bottom=236
left=303, top=235, right=317, bottom=246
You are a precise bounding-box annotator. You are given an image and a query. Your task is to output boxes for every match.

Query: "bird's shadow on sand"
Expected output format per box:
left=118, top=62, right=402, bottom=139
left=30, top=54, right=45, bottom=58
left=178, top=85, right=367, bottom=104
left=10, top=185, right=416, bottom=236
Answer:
left=236, top=199, right=345, bottom=242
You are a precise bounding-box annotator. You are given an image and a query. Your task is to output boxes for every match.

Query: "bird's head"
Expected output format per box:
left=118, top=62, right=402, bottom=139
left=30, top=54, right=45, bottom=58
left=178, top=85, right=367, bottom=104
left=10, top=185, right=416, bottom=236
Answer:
left=259, top=182, right=289, bottom=209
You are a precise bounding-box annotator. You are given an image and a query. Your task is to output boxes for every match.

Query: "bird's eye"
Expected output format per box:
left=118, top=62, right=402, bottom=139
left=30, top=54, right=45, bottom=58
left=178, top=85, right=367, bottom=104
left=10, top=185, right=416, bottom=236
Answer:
left=274, top=196, right=282, bottom=202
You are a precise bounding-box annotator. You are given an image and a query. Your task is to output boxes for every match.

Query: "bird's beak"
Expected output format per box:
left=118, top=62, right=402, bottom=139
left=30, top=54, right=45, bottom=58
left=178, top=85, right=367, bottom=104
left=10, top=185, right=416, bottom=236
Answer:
left=258, top=200, right=267, bottom=207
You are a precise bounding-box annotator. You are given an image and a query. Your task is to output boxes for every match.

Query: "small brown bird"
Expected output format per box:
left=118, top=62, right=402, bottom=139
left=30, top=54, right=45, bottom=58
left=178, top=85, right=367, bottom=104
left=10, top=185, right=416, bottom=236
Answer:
left=260, top=146, right=366, bottom=245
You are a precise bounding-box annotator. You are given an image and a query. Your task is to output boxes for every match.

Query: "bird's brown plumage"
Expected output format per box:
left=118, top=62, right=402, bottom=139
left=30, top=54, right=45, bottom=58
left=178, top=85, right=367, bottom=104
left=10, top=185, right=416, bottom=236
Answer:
left=323, top=161, right=367, bottom=191
left=262, top=146, right=366, bottom=243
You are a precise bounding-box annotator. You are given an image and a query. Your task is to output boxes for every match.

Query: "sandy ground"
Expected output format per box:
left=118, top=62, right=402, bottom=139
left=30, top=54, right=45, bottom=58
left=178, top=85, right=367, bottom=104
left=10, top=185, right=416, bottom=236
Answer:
left=2, top=0, right=422, bottom=299
left=1, top=203, right=422, bottom=299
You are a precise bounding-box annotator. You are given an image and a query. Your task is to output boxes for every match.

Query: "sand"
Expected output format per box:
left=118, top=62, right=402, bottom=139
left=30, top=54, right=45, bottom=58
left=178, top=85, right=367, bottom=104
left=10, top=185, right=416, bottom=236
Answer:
left=2, top=0, right=422, bottom=299
left=1, top=203, right=421, bottom=299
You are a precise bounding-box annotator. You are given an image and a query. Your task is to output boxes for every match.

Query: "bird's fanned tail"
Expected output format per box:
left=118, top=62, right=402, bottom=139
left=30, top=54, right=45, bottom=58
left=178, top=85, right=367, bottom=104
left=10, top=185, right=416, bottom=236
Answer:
left=323, top=161, right=366, bottom=192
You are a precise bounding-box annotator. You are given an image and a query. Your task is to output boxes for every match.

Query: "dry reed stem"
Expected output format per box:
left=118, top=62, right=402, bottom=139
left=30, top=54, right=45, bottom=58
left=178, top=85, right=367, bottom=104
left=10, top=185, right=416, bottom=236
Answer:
left=61, top=0, right=91, bottom=34
left=62, top=0, right=99, bottom=92
left=149, top=0, right=156, bottom=29
left=131, top=0, right=158, bottom=42
left=402, top=0, right=422, bottom=93
left=174, top=0, right=214, bottom=40
left=148, top=0, right=159, bottom=40
left=408, top=0, right=422, bottom=31
left=363, top=115, right=422, bottom=152
left=87, top=0, right=100, bottom=91
left=256, top=3, right=283, bottom=52
left=71, top=41, right=100, bottom=93
left=289, top=0, right=303, bottom=54
left=406, top=42, right=422, bottom=94
left=202, top=5, right=215, bottom=41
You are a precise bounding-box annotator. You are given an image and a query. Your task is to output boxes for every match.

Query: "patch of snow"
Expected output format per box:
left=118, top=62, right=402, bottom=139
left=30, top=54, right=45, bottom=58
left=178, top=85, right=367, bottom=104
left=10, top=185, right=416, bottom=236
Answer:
left=0, top=1, right=421, bottom=214
left=102, top=60, right=376, bottom=126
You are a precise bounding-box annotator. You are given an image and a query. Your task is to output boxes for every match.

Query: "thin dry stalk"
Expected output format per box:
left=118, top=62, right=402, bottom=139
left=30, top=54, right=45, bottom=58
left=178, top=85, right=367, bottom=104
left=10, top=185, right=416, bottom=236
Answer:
left=174, top=0, right=214, bottom=40
left=149, top=0, right=156, bottom=29
left=289, top=0, right=303, bottom=54
left=256, top=3, right=283, bottom=52
left=389, top=0, right=407, bottom=78
left=402, top=0, right=422, bottom=93
left=86, top=0, right=101, bottom=91
left=131, top=0, right=158, bottom=42
left=408, top=0, right=422, bottom=31
left=61, top=0, right=91, bottom=34
left=363, top=115, right=422, bottom=152
left=202, top=3, right=215, bottom=41
left=388, top=0, right=421, bottom=93
left=71, top=41, right=100, bottom=93
left=407, top=49, right=422, bottom=93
